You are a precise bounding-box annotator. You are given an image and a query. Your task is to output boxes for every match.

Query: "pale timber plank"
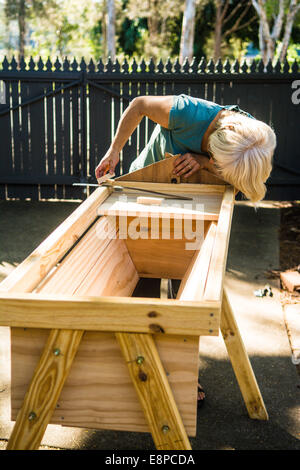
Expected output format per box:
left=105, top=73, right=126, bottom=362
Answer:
left=176, top=222, right=217, bottom=301
left=116, top=155, right=226, bottom=186
left=9, top=220, right=201, bottom=436
left=8, top=223, right=139, bottom=449
left=35, top=216, right=118, bottom=294
left=116, top=332, right=192, bottom=450
left=117, top=181, right=226, bottom=194
left=11, top=330, right=199, bottom=436
left=97, top=190, right=222, bottom=221
left=7, top=328, right=84, bottom=450
left=0, top=186, right=111, bottom=294
left=221, top=288, right=268, bottom=420
left=123, top=218, right=210, bottom=279
left=204, top=186, right=235, bottom=302
left=0, top=293, right=220, bottom=335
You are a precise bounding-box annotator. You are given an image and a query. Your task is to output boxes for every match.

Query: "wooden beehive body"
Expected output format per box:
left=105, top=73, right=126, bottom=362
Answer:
left=9, top=156, right=233, bottom=436
left=4, top=154, right=270, bottom=453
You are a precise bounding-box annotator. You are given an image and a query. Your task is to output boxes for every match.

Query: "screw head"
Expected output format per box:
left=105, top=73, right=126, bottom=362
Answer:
left=162, top=425, right=170, bottom=434
left=136, top=356, right=144, bottom=365
left=28, top=411, right=37, bottom=421
left=53, top=348, right=61, bottom=356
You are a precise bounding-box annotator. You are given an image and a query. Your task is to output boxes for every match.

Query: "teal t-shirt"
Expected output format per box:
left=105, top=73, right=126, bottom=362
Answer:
left=129, top=94, right=254, bottom=172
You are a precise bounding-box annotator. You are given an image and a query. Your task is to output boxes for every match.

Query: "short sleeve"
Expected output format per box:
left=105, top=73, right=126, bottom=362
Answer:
left=168, top=94, right=199, bottom=130
left=168, top=94, right=223, bottom=131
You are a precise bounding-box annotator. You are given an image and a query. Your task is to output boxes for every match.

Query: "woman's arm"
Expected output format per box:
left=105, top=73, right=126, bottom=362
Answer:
left=95, top=95, right=173, bottom=179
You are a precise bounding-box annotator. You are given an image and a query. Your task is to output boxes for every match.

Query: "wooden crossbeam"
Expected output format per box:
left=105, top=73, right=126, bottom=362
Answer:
left=0, top=293, right=220, bottom=336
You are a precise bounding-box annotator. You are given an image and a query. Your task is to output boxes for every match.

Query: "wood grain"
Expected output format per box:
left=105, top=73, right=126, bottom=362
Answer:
left=97, top=190, right=222, bottom=221
left=117, top=154, right=227, bottom=186
left=8, top=220, right=139, bottom=449
left=0, top=293, right=220, bottom=335
left=123, top=218, right=211, bottom=279
left=0, top=186, right=111, bottom=294
left=204, top=186, right=235, bottom=302
left=11, top=330, right=200, bottom=435
left=221, top=288, right=268, bottom=420
left=7, top=328, right=84, bottom=450
left=116, top=332, right=192, bottom=449
left=5, top=157, right=237, bottom=448
left=176, top=222, right=217, bottom=301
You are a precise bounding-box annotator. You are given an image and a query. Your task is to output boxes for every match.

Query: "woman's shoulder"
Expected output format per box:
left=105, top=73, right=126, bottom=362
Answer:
left=169, top=94, right=222, bottom=130
left=173, top=94, right=221, bottom=112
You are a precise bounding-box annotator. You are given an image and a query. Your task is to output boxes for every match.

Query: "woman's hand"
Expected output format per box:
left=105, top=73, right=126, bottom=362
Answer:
left=173, top=153, right=210, bottom=178
left=95, top=148, right=119, bottom=180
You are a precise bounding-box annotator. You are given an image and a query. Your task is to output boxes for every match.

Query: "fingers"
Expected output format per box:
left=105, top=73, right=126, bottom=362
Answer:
left=173, top=153, right=199, bottom=177
left=182, top=166, right=198, bottom=178
left=95, top=163, right=109, bottom=179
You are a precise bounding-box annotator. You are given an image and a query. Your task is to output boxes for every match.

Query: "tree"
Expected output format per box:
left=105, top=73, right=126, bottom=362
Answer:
left=28, top=0, right=99, bottom=59
left=5, top=0, right=26, bottom=56
left=125, top=0, right=181, bottom=59
left=213, top=0, right=257, bottom=60
left=179, top=0, right=197, bottom=63
left=4, top=0, right=56, bottom=56
left=279, top=0, right=300, bottom=61
left=251, top=0, right=300, bottom=64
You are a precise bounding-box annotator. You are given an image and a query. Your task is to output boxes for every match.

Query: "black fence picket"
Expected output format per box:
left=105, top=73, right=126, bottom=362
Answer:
left=0, top=55, right=299, bottom=201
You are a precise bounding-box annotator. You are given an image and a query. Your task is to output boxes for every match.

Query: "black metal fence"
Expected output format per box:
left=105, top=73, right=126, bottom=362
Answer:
left=0, top=55, right=299, bottom=201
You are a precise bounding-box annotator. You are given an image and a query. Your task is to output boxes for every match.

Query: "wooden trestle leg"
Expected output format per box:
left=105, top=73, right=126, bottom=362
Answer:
left=116, top=332, right=192, bottom=450
left=221, top=288, right=268, bottom=420
left=7, top=329, right=84, bottom=450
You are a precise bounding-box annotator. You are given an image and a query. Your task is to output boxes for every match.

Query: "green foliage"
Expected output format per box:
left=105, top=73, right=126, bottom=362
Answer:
left=274, top=41, right=300, bottom=63
left=118, top=17, right=147, bottom=56
left=0, top=0, right=299, bottom=62
left=89, top=20, right=104, bottom=60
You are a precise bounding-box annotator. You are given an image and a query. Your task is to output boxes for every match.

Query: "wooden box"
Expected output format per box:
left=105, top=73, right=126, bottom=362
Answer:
left=0, top=156, right=267, bottom=450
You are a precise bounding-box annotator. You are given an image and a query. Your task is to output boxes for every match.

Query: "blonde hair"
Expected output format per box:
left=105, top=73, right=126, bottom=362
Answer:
left=208, top=111, right=277, bottom=203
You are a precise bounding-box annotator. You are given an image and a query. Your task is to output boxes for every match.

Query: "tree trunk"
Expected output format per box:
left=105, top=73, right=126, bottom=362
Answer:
left=18, top=0, right=26, bottom=57
left=102, top=3, right=107, bottom=59
left=252, top=0, right=297, bottom=65
left=179, top=0, right=196, bottom=63
left=258, top=22, right=266, bottom=63
left=213, top=1, right=223, bottom=61
left=279, top=0, right=300, bottom=62
left=106, top=0, right=116, bottom=61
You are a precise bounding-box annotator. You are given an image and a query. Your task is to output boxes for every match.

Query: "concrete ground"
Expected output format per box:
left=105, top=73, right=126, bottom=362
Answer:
left=0, top=199, right=299, bottom=451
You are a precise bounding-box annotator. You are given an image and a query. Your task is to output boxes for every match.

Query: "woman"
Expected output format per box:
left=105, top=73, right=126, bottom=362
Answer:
left=95, top=94, right=277, bottom=406
left=95, top=94, right=277, bottom=202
